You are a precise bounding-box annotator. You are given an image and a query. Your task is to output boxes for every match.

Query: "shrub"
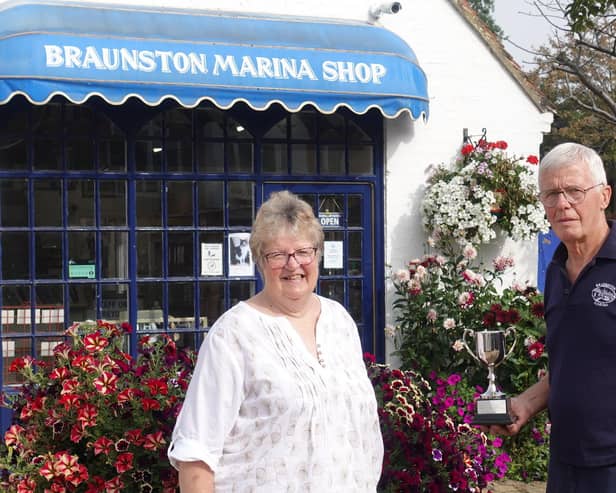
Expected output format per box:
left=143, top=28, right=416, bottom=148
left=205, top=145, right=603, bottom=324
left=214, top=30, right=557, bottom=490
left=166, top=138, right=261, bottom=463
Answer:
left=366, top=354, right=509, bottom=492
left=389, top=248, right=550, bottom=481
left=0, top=320, right=195, bottom=492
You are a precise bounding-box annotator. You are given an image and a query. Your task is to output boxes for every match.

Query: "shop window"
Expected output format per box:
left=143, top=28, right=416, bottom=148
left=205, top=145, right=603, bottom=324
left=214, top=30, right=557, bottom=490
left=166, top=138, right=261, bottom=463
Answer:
left=68, top=180, right=95, bottom=227
left=2, top=232, right=30, bottom=279
left=228, top=181, right=254, bottom=226
left=34, top=179, right=62, bottom=227
left=136, top=180, right=162, bottom=227
left=198, top=181, right=224, bottom=227
left=168, top=181, right=193, bottom=227
left=35, top=232, right=62, bottom=279
left=137, top=232, right=163, bottom=277
left=100, top=180, right=126, bottom=226
left=0, top=179, right=28, bottom=227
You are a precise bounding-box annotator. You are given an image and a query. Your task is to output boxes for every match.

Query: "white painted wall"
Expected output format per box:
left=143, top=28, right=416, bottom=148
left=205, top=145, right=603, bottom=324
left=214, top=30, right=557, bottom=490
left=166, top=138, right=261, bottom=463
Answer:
left=6, top=0, right=553, bottom=360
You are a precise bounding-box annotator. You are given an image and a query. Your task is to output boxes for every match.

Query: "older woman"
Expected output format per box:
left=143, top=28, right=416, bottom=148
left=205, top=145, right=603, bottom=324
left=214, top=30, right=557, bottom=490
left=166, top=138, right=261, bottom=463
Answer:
left=168, top=191, right=383, bottom=492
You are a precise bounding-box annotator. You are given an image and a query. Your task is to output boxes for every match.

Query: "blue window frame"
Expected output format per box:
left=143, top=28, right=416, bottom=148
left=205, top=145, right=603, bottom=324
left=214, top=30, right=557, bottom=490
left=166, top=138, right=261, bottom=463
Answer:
left=0, top=98, right=384, bottom=430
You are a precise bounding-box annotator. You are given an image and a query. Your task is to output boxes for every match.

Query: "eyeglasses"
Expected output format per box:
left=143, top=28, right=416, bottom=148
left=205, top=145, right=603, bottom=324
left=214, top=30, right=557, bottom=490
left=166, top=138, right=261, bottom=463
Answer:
left=263, top=247, right=318, bottom=268
left=538, top=183, right=604, bottom=207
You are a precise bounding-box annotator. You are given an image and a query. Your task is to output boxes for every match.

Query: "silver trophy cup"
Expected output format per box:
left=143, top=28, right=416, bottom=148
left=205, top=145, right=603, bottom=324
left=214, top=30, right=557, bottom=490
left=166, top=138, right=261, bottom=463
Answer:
left=462, top=328, right=517, bottom=425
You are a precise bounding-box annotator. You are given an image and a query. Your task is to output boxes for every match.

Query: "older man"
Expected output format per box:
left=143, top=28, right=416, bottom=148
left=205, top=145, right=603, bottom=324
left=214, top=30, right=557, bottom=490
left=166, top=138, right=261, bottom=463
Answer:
left=491, top=142, right=616, bottom=492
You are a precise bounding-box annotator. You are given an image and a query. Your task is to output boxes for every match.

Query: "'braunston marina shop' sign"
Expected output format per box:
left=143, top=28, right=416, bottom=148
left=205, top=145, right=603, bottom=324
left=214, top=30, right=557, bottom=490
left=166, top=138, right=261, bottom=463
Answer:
left=44, top=45, right=389, bottom=86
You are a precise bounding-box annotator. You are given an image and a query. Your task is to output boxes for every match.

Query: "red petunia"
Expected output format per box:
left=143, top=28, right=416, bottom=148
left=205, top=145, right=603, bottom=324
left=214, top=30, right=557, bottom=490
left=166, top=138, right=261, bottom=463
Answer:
left=114, top=452, right=134, bottom=474
left=83, top=332, right=109, bottom=353
left=461, top=143, right=475, bottom=156
left=526, top=155, right=539, bottom=165
left=528, top=341, right=545, bottom=360
left=141, top=398, right=161, bottom=412
left=92, top=436, right=113, bottom=456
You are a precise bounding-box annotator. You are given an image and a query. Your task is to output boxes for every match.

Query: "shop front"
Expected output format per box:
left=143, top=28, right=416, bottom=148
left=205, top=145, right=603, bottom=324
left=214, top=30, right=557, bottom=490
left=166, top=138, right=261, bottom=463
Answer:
left=0, top=0, right=429, bottom=425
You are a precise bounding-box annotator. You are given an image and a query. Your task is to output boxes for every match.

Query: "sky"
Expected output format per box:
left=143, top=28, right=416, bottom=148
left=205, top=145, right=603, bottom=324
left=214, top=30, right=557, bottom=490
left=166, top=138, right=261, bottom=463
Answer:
left=493, top=0, right=558, bottom=68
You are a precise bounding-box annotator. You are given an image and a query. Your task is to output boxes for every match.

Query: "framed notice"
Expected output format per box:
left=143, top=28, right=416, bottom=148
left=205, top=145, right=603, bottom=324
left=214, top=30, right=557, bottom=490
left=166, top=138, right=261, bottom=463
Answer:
left=228, top=232, right=254, bottom=277
left=201, top=243, right=223, bottom=276
left=323, top=241, right=344, bottom=269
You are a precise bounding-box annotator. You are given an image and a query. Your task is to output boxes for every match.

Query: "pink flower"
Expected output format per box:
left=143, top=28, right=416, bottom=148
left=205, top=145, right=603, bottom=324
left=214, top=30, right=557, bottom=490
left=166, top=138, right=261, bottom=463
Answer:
left=492, top=255, right=515, bottom=272
left=92, top=436, right=113, bottom=456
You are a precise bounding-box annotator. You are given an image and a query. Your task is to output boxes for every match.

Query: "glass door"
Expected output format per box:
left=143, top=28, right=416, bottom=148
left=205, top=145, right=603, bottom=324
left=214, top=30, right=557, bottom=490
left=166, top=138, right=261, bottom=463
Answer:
left=262, top=182, right=378, bottom=354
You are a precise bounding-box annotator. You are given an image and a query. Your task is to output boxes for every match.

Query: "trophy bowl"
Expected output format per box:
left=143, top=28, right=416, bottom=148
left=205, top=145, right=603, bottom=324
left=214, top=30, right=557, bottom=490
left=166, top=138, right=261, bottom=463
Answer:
left=462, top=328, right=516, bottom=425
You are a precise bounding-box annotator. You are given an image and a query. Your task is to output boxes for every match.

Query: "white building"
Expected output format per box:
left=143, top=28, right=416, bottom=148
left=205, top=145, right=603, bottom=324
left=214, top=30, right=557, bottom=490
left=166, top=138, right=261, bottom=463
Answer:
left=0, top=0, right=551, bottom=425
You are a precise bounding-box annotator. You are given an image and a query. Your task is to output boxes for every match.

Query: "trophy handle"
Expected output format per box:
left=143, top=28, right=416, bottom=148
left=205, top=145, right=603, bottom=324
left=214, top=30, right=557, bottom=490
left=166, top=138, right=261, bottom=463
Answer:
left=462, top=328, right=480, bottom=363
left=495, top=326, right=517, bottom=368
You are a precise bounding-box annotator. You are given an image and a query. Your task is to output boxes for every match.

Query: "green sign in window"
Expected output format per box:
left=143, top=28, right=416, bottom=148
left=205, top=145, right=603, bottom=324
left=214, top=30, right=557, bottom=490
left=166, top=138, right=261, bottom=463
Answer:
left=68, top=264, right=96, bottom=279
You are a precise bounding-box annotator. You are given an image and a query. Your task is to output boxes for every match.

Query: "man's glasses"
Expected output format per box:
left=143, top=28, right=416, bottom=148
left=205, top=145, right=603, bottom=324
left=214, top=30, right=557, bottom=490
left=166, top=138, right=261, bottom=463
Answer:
left=263, top=247, right=318, bottom=268
left=538, top=183, right=604, bottom=207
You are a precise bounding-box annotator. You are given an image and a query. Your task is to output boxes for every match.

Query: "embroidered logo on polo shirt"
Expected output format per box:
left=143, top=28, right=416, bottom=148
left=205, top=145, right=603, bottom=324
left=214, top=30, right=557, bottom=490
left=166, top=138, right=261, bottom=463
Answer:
left=592, top=283, right=616, bottom=307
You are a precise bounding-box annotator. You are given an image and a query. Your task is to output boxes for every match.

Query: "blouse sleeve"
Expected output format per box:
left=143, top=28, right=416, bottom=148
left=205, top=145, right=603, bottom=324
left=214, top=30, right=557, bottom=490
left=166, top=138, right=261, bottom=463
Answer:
left=167, top=313, right=245, bottom=472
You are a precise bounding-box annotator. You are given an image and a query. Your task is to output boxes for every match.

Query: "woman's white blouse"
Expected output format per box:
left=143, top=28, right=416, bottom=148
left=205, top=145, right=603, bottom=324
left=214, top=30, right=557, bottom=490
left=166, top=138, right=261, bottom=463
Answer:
left=168, top=296, right=383, bottom=492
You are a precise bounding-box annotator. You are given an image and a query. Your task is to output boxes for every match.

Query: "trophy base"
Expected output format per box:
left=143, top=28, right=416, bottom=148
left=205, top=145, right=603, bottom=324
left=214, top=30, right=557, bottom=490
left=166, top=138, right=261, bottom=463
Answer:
left=471, top=397, right=513, bottom=425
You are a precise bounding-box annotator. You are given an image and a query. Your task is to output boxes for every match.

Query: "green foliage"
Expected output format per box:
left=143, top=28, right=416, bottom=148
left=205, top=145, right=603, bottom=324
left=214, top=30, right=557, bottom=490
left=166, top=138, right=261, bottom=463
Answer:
left=390, top=248, right=550, bottom=481
left=566, top=0, right=616, bottom=31
left=468, top=0, right=504, bottom=38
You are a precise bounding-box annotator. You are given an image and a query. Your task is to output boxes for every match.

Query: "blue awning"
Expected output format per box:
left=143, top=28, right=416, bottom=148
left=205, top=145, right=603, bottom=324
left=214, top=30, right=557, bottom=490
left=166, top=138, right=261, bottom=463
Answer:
left=0, top=2, right=429, bottom=119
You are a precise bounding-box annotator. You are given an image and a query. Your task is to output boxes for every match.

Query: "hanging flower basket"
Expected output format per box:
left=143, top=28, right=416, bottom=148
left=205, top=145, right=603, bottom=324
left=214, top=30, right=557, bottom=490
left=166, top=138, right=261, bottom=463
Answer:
left=422, top=140, right=549, bottom=251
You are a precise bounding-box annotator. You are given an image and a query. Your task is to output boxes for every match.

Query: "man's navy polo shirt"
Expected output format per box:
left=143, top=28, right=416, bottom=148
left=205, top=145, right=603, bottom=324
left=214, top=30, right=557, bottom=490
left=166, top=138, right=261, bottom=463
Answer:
left=545, top=221, right=616, bottom=467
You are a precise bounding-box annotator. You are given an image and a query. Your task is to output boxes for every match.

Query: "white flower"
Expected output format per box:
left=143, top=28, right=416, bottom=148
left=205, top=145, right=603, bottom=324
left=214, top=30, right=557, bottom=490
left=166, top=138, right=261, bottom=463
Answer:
left=443, top=318, right=456, bottom=330
left=524, top=336, right=537, bottom=347
left=452, top=339, right=464, bottom=352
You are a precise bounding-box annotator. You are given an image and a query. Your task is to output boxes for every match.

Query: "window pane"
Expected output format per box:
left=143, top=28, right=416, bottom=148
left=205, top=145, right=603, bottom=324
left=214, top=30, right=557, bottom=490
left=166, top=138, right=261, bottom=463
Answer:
left=137, top=282, right=163, bottom=331
left=264, top=117, right=287, bottom=139
left=2, top=285, right=31, bottom=334
left=197, top=141, right=224, bottom=173
left=98, top=117, right=127, bottom=172
left=319, top=114, right=345, bottom=141
left=0, top=136, right=27, bottom=170
left=101, top=231, right=128, bottom=278
left=33, top=138, right=62, bottom=170
left=198, top=181, right=224, bottom=227
left=1, top=179, right=28, bottom=226
left=230, top=281, right=255, bottom=307
left=100, top=180, right=126, bottom=226
left=320, top=144, right=345, bottom=175
left=35, top=284, right=65, bottom=333
left=69, top=283, right=96, bottom=323
left=348, top=231, right=362, bottom=276
left=2, top=338, right=31, bottom=385
left=168, top=232, right=193, bottom=277
left=68, top=231, right=95, bottom=265
left=349, top=145, right=374, bottom=175
left=320, top=279, right=344, bottom=306
left=166, top=140, right=193, bottom=173
left=228, top=142, right=254, bottom=173
left=68, top=180, right=95, bottom=227
left=349, top=279, right=363, bottom=323
left=168, top=181, right=193, bottom=227
left=2, top=232, right=30, bottom=279
left=66, top=137, right=95, bottom=170
left=34, top=179, right=62, bottom=227
left=196, top=108, right=224, bottom=138
left=199, top=281, right=225, bottom=327
left=38, top=338, right=65, bottom=369
left=35, top=232, right=62, bottom=279
left=136, top=180, right=162, bottom=227
left=261, top=143, right=287, bottom=174
left=228, top=182, right=254, bottom=226
left=135, top=140, right=163, bottom=172
left=321, top=230, right=343, bottom=276
left=101, top=283, right=128, bottom=324
left=137, top=232, right=163, bottom=277
left=291, top=143, right=316, bottom=175
left=169, top=282, right=194, bottom=328
left=291, top=112, right=316, bottom=140
left=348, top=195, right=362, bottom=227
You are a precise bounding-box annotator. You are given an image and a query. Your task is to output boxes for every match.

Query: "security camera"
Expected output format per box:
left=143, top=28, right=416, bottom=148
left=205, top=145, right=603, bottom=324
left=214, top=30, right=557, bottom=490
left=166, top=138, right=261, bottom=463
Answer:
left=369, top=2, right=402, bottom=20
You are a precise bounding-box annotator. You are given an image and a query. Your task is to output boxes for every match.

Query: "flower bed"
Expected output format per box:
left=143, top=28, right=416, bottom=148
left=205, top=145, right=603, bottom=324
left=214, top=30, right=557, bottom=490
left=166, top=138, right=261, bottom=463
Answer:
left=0, top=320, right=195, bottom=492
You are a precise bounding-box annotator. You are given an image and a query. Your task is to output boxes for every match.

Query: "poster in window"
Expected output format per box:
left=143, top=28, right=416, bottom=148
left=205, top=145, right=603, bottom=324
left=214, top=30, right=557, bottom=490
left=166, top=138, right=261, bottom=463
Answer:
left=201, top=243, right=223, bottom=276
left=228, top=232, right=254, bottom=277
left=323, top=241, right=344, bottom=269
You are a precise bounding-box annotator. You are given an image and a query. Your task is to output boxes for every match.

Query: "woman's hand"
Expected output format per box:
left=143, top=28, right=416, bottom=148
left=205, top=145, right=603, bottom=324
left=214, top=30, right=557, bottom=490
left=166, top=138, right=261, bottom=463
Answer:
left=178, top=460, right=214, bottom=493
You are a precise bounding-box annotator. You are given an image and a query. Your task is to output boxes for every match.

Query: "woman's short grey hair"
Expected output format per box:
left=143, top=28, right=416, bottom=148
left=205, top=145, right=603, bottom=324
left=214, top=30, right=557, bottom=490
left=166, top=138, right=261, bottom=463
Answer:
left=539, top=142, right=607, bottom=184
left=249, top=190, right=324, bottom=266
